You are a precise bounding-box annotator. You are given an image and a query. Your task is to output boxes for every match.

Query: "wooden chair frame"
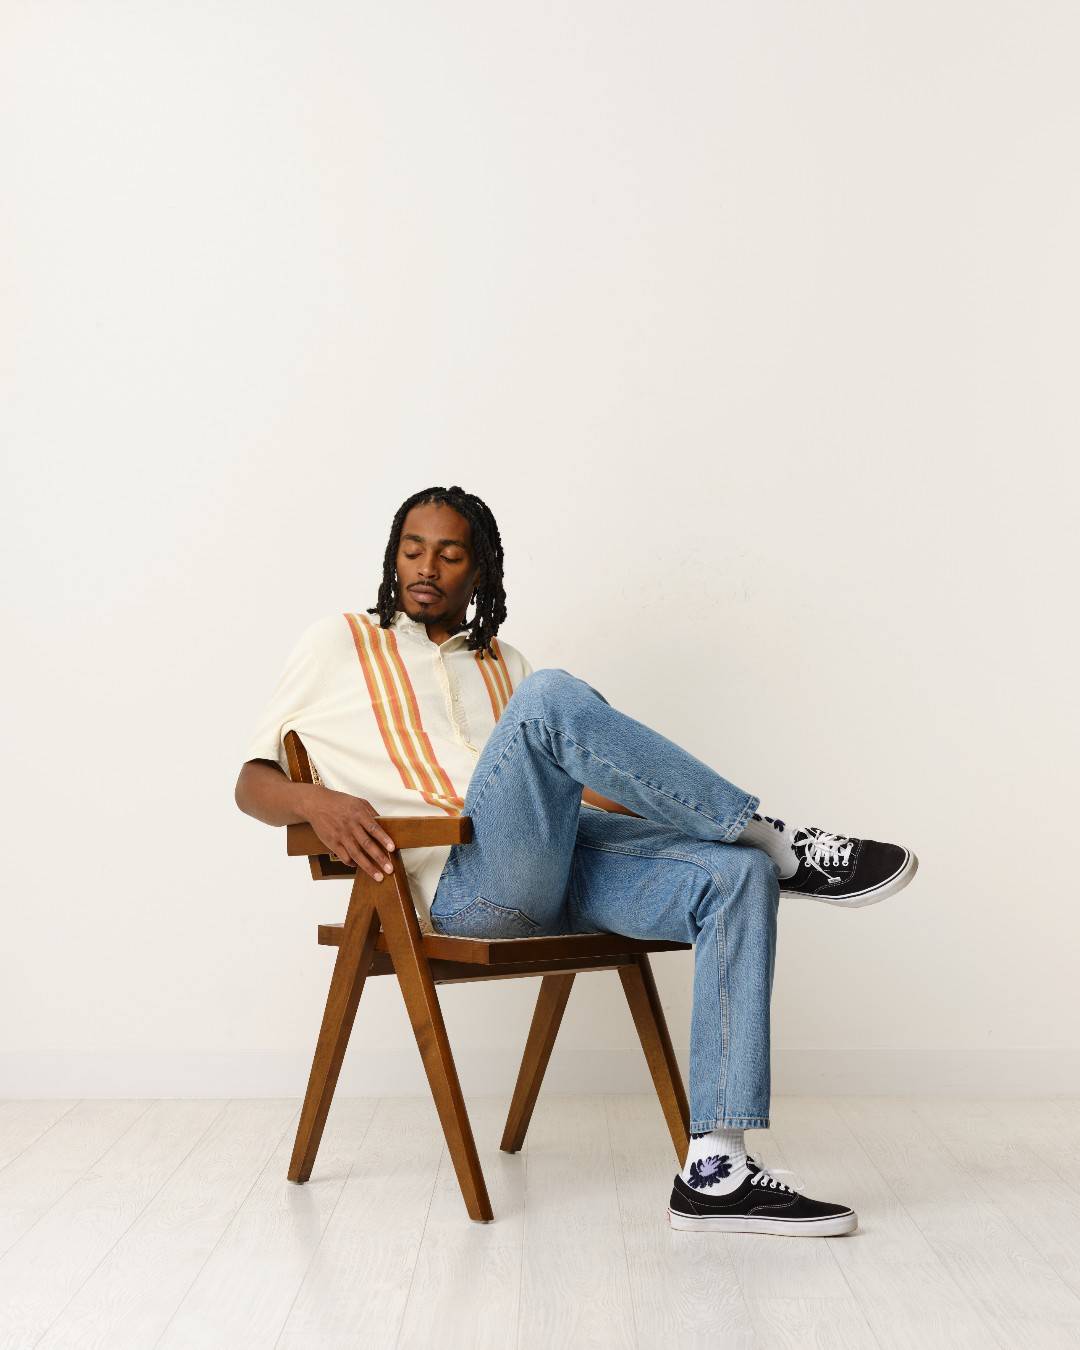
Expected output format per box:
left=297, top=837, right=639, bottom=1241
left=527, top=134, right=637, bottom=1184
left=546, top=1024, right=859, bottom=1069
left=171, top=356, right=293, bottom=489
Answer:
left=282, top=730, right=693, bottom=1222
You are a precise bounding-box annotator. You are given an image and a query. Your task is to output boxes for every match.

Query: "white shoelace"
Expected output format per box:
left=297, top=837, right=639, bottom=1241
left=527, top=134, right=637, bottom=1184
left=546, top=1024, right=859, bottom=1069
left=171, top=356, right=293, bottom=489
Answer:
left=749, top=1164, right=804, bottom=1194
left=792, top=827, right=854, bottom=880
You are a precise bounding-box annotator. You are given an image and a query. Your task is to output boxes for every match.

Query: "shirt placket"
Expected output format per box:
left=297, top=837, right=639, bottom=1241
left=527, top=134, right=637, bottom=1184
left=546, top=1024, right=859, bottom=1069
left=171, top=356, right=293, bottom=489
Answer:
left=433, top=644, right=479, bottom=756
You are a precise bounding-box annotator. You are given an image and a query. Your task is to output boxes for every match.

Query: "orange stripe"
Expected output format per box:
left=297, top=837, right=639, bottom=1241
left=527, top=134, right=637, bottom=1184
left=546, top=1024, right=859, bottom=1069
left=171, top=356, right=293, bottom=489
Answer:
left=364, top=616, right=464, bottom=813
left=358, top=616, right=443, bottom=800
left=378, top=620, right=463, bottom=807
left=344, top=614, right=424, bottom=794
left=474, top=649, right=504, bottom=720
left=346, top=614, right=461, bottom=814
left=490, top=638, right=515, bottom=702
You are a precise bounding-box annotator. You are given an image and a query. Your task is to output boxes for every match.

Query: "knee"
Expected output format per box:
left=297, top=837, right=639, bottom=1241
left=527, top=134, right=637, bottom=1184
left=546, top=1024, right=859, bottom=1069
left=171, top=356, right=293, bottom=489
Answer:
left=520, top=666, right=576, bottom=690
left=514, top=667, right=586, bottom=711
left=693, top=843, right=779, bottom=932
left=728, top=844, right=781, bottom=908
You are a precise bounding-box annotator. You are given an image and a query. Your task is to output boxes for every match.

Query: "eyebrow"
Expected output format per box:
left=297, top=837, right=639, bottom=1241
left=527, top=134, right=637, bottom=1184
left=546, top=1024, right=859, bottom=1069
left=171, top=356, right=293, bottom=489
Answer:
left=402, top=532, right=468, bottom=549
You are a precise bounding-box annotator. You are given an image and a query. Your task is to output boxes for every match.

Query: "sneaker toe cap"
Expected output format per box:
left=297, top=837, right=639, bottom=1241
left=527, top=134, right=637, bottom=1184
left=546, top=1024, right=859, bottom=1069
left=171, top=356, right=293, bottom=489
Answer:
left=868, top=840, right=913, bottom=877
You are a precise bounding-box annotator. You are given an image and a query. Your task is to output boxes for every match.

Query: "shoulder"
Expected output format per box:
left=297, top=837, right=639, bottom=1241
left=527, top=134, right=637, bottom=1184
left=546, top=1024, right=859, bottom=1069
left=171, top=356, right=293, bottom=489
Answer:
left=288, top=612, right=362, bottom=660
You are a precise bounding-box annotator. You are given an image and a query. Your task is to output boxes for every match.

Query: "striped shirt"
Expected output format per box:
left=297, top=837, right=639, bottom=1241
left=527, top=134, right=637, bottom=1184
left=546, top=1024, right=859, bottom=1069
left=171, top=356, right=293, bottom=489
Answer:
left=243, top=608, right=534, bottom=932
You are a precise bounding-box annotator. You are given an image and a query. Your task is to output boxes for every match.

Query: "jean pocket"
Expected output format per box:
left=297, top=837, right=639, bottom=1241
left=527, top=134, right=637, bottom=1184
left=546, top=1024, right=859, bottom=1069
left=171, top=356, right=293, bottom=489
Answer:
left=432, top=895, right=542, bottom=939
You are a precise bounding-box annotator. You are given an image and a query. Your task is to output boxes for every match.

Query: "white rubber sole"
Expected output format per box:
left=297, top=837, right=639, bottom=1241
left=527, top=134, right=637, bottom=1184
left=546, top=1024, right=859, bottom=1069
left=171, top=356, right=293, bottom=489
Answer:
left=782, top=849, right=919, bottom=908
left=667, top=1207, right=858, bottom=1236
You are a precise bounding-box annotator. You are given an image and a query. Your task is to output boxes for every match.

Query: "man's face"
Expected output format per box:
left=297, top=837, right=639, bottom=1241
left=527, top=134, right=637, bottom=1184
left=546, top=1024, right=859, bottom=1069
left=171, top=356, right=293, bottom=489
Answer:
left=394, top=501, right=480, bottom=633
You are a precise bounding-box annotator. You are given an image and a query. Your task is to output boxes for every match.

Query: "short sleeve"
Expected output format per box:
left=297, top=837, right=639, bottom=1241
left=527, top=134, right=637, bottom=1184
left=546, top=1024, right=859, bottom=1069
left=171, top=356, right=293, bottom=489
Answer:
left=242, top=621, right=326, bottom=775
left=519, top=652, right=534, bottom=680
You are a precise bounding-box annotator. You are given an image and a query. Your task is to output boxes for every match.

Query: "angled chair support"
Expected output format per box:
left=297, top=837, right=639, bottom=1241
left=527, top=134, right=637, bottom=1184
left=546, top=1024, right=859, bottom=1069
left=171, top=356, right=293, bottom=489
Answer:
left=282, top=730, right=692, bottom=1222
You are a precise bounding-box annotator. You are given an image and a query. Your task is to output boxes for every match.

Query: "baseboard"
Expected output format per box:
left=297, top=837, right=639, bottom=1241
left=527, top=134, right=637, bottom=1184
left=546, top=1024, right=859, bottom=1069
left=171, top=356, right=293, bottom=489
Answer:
left=2, top=1046, right=1079, bottom=1098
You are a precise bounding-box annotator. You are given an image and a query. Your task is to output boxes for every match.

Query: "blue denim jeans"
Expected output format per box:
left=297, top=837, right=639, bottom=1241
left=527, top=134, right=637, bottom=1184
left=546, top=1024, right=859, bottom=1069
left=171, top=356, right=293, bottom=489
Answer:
left=429, top=668, right=781, bottom=1131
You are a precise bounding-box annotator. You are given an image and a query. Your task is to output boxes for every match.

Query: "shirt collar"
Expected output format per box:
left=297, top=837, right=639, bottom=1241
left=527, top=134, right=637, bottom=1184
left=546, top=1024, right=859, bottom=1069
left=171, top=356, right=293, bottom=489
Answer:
left=390, top=608, right=469, bottom=650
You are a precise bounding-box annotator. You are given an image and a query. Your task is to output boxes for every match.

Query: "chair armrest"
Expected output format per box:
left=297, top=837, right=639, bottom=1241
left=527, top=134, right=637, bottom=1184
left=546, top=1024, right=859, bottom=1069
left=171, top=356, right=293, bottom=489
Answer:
left=287, top=815, right=473, bottom=859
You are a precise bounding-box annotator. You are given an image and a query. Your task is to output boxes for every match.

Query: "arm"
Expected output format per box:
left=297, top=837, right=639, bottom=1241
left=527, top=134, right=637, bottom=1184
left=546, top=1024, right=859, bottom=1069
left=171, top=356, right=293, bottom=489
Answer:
left=581, top=785, right=641, bottom=818
left=234, top=758, right=318, bottom=826
left=234, top=758, right=398, bottom=882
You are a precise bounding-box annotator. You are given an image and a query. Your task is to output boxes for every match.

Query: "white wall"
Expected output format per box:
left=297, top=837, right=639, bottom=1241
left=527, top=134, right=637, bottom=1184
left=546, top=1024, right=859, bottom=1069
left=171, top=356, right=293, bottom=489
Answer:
left=3, top=0, right=1077, bottom=1099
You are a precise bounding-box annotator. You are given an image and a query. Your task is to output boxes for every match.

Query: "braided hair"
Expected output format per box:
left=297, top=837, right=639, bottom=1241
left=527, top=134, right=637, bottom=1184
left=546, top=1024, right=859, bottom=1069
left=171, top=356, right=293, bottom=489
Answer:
left=366, top=485, right=507, bottom=660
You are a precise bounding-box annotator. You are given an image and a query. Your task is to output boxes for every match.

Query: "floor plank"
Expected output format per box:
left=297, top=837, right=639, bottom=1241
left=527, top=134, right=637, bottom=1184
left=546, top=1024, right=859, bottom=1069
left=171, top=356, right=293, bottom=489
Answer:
left=157, top=1098, right=377, bottom=1350
left=396, top=1096, right=527, bottom=1350
left=765, top=1097, right=1004, bottom=1349
left=0, top=1094, right=1075, bottom=1350
left=0, top=1100, right=224, bottom=1350
left=274, top=1097, right=447, bottom=1350
left=517, top=1094, right=638, bottom=1350
left=35, top=1099, right=299, bottom=1350
left=0, top=1100, right=80, bottom=1172
left=0, top=1100, right=151, bottom=1257
left=834, top=1096, right=1080, bottom=1345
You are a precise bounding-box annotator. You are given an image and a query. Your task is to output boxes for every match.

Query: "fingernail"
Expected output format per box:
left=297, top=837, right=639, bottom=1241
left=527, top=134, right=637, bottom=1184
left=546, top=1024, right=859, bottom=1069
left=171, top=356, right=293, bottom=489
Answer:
left=383, top=862, right=392, bottom=873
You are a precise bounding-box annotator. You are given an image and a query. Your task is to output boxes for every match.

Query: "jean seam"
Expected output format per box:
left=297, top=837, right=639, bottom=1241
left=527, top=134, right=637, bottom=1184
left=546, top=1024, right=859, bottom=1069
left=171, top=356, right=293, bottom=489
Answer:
left=569, top=850, right=585, bottom=925
left=724, top=790, right=761, bottom=842
left=440, top=894, right=541, bottom=936
left=690, top=1117, right=770, bottom=1130
left=713, top=880, right=730, bottom=1117
left=461, top=721, right=531, bottom=818
left=573, top=839, right=733, bottom=904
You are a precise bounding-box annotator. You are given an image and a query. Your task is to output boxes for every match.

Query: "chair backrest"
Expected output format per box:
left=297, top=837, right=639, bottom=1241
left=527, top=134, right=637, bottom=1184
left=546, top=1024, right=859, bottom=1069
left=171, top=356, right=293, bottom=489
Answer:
left=283, top=726, right=318, bottom=786
left=283, top=729, right=358, bottom=881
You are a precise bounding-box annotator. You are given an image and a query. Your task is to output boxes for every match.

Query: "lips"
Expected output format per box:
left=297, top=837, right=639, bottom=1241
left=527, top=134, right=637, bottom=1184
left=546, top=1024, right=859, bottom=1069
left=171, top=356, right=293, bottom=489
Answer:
left=410, top=587, right=441, bottom=600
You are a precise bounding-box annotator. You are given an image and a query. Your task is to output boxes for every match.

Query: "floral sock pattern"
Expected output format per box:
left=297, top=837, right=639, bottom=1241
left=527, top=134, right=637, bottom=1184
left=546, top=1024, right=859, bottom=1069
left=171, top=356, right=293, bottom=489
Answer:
left=680, top=1126, right=749, bottom=1193
left=687, top=1153, right=733, bottom=1188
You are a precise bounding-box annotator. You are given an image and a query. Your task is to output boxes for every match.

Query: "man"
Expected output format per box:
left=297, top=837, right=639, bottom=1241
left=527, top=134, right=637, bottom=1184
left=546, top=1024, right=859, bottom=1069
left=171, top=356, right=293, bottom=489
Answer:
left=235, top=484, right=918, bottom=1238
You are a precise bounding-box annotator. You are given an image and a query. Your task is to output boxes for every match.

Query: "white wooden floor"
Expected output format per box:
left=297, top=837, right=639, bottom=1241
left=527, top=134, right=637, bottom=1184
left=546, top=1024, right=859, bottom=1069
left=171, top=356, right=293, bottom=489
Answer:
left=1, top=1094, right=1079, bottom=1349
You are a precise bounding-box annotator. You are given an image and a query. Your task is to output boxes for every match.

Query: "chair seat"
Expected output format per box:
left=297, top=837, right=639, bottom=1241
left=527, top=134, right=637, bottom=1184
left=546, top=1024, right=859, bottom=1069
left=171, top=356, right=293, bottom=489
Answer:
left=316, top=922, right=690, bottom=964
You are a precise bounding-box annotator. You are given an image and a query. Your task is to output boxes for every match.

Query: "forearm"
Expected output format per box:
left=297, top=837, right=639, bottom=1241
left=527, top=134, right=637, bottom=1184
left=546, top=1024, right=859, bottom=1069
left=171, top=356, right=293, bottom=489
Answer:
left=234, top=759, right=320, bottom=827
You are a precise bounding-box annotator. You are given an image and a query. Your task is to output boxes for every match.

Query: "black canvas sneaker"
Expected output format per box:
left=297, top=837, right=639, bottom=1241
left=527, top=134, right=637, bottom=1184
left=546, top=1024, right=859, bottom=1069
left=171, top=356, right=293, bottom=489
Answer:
left=668, top=1163, right=858, bottom=1236
left=755, top=815, right=918, bottom=907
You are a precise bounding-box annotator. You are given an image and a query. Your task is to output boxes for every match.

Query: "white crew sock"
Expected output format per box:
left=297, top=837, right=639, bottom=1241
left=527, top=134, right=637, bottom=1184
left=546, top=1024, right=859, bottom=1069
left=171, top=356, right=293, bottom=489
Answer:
left=679, top=1127, right=750, bottom=1193
left=737, top=811, right=799, bottom=881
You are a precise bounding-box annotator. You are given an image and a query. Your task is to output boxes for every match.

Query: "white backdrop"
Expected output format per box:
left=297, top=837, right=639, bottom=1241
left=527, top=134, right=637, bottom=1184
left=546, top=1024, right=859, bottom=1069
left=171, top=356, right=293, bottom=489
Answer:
left=3, top=0, right=1077, bottom=1098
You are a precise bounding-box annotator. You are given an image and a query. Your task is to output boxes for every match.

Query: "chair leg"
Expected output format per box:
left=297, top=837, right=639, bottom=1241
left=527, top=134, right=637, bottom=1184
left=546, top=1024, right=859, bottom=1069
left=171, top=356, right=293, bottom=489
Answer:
left=618, top=954, right=691, bottom=1165
left=500, top=972, right=576, bottom=1154
left=288, top=875, right=382, bottom=1183
left=378, top=858, right=494, bottom=1223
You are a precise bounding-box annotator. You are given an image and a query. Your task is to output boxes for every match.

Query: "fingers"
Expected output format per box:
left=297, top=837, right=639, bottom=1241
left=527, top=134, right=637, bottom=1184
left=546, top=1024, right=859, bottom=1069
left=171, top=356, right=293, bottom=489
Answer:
left=354, top=807, right=396, bottom=880
left=356, top=805, right=395, bottom=856
left=318, top=798, right=397, bottom=882
left=328, top=835, right=390, bottom=882
left=349, top=825, right=394, bottom=882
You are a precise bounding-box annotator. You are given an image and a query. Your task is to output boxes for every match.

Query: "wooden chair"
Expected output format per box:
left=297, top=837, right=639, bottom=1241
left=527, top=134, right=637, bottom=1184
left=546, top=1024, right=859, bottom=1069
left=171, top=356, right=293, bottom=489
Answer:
left=282, top=729, right=693, bottom=1222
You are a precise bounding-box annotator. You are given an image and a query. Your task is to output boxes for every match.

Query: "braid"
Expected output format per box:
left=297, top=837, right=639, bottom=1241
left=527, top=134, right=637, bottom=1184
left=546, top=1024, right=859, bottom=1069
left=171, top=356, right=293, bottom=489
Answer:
left=365, top=485, right=508, bottom=659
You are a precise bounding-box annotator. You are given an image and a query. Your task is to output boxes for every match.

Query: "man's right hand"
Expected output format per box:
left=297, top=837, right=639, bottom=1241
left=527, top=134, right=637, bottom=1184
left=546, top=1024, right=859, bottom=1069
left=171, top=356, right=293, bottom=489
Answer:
left=305, top=787, right=398, bottom=882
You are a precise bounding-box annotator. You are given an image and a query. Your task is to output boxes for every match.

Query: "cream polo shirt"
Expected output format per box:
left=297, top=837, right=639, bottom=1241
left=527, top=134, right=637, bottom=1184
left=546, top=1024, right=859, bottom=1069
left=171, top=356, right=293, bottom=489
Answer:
left=243, top=608, right=535, bottom=933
